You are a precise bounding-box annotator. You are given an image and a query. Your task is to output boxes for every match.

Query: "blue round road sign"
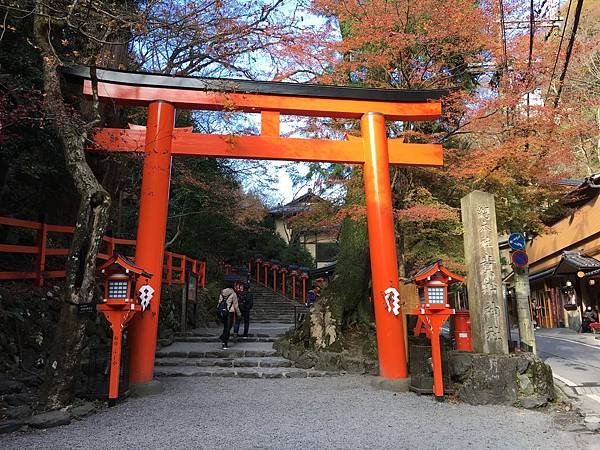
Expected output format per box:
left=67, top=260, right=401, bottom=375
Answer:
left=511, top=250, right=529, bottom=268
left=508, top=232, right=526, bottom=251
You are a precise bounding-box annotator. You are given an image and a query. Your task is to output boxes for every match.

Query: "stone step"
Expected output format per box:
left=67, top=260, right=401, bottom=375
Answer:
left=154, top=366, right=336, bottom=379
left=176, top=331, right=274, bottom=338
left=253, top=316, right=295, bottom=320
left=252, top=307, right=303, bottom=311
left=253, top=298, right=300, bottom=302
left=252, top=317, right=294, bottom=320
left=156, top=348, right=278, bottom=358
left=252, top=305, right=298, bottom=308
left=155, top=356, right=292, bottom=368
left=253, top=320, right=294, bottom=324
left=252, top=308, right=295, bottom=311
left=174, top=336, right=276, bottom=343
left=252, top=309, right=295, bottom=312
left=252, top=308, right=296, bottom=311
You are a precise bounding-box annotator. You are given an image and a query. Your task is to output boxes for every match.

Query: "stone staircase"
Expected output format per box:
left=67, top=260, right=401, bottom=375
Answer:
left=250, top=283, right=304, bottom=324
left=154, top=325, right=335, bottom=379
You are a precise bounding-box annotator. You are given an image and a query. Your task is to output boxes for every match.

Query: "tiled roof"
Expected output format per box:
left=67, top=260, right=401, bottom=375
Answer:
left=562, top=174, right=600, bottom=208
left=562, top=251, right=600, bottom=270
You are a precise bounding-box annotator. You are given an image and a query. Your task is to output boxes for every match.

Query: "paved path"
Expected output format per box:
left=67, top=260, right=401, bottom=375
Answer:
left=1, top=375, right=594, bottom=449
left=536, top=328, right=600, bottom=421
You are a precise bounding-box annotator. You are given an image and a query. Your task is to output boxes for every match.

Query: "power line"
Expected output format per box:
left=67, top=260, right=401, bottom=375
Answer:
left=553, top=0, right=584, bottom=108
left=545, top=0, right=573, bottom=101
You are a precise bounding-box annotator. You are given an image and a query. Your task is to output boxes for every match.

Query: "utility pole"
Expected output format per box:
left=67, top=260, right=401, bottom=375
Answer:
left=514, top=266, right=537, bottom=354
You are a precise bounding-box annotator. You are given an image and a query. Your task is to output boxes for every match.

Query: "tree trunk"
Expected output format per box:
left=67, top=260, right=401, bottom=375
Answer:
left=34, top=7, right=111, bottom=410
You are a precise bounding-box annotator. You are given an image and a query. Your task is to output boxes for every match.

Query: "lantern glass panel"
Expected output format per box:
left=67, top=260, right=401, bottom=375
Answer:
left=427, top=286, right=445, bottom=304
left=108, top=280, right=129, bottom=298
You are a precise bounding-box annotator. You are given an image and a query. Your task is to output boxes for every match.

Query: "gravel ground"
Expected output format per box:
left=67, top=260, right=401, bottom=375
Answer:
left=1, top=375, right=596, bottom=450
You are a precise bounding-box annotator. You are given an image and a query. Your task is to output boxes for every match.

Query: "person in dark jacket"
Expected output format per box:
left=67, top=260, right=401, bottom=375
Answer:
left=234, top=284, right=253, bottom=338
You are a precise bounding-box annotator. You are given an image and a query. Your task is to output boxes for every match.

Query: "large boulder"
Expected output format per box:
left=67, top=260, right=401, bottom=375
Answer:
left=448, top=351, right=555, bottom=408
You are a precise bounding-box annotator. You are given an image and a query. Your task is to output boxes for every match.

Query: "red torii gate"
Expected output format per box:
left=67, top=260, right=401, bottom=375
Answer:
left=67, top=67, right=445, bottom=390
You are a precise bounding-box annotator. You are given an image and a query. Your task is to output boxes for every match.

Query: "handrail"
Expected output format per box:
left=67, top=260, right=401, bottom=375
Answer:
left=0, top=215, right=206, bottom=288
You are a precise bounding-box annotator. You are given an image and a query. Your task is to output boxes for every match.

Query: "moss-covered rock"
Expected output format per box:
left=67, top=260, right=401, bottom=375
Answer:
left=448, top=351, right=555, bottom=408
left=273, top=325, right=379, bottom=375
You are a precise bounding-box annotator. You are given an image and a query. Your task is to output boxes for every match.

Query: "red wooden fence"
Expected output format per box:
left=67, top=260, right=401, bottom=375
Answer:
left=0, top=216, right=206, bottom=288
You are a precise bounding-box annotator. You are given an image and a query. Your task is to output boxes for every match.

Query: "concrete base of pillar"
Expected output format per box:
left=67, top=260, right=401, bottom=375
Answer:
left=129, top=379, right=164, bottom=398
left=371, top=376, right=411, bottom=393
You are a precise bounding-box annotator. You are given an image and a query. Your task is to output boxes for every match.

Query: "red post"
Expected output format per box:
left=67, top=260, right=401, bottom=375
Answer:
left=35, top=215, right=48, bottom=287
left=302, top=276, right=307, bottom=304
left=361, top=112, right=408, bottom=380
left=128, top=100, right=175, bottom=387
left=200, top=261, right=206, bottom=288
left=272, top=269, right=277, bottom=292
left=166, top=252, right=173, bottom=285
left=281, top=271, right=286, bottom=296
left=179, top=256, right=185, bottom=283
left=425, top=312, right=452, bottom=399
left=291, top=273, right=297, bottom=300
left=255, top=261, right=260, bottom=283
left=430, top=323, right=444, bottom=398
left=263, top=265, right=269, bottom=287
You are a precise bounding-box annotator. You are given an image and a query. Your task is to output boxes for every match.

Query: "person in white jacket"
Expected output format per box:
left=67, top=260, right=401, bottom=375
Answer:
left=217, top=287, right=241, bottom=349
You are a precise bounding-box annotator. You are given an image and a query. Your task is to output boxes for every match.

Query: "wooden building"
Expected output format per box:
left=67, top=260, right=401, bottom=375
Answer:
left=527, top=174, right=600, bottom=330
left=269, top=191, right=339, bottom=268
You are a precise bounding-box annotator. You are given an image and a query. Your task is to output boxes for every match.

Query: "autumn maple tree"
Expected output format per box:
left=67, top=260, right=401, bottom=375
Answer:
left=287, top=0, right=599, bottom=347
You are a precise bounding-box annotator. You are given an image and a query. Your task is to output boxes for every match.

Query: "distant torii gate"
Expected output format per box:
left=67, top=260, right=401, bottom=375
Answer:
left=68, top=67, right=445, bottom=390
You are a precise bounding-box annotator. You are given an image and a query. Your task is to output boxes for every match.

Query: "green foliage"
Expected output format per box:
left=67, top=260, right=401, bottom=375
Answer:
left=320, top=169, right=374, bottom=328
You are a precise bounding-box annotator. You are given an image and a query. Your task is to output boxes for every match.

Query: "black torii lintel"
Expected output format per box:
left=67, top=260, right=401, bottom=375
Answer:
left=63, top=66, right=448, bottom=103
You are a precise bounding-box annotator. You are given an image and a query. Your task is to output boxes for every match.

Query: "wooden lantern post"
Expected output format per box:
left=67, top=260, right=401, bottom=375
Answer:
left=97, top=254, right=152, bottom=400
left=411, top=260, right=464, bottom=399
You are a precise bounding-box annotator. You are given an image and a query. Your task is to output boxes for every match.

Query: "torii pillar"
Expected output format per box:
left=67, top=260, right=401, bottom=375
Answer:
left=362, top=113, right=408, bottom=380
left=127, top=100, right=175, bottom=391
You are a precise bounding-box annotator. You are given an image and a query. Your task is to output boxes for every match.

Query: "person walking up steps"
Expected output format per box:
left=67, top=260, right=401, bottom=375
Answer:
left=217, top=286, right=241, bottom=349
left=234, top=283, right=253, bottom=338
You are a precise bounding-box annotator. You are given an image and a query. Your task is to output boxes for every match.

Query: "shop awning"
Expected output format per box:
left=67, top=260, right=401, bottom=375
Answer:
left=529, top=251, right=600, bottom=281
left=554, top=251, right=600, bottom=274
left=528, top=267, right=555, bottom=282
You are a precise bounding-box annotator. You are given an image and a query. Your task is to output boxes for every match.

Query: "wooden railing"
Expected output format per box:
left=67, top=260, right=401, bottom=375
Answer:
left=245, top=259, right=311, bottom=304
left=0, top=216, right=206, bottom=288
